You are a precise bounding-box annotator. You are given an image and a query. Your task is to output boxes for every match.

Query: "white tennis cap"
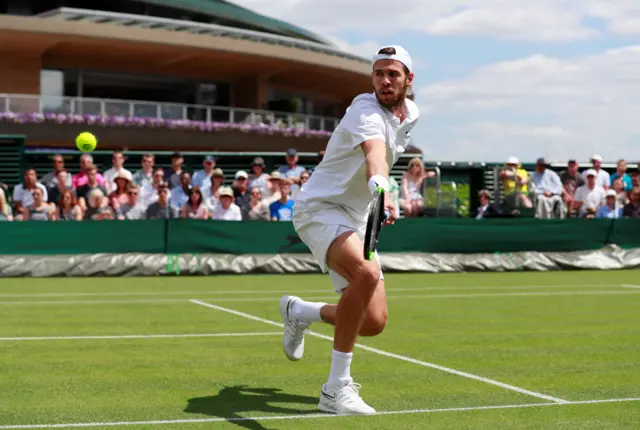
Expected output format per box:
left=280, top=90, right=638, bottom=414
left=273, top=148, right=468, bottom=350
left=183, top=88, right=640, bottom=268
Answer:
left=372, top=45, right=413, bottom=73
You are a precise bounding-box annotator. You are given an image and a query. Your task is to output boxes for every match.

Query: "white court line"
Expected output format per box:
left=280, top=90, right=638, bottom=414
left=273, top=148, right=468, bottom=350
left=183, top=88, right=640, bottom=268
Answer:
left=190, top=299, right=568, bottom=404
left=0, top=284, right=619, bottom=298
left=1, top=397, right=638, bottom=429
left=1, top=290, right=639, bottom=305
left=620, top=284, right=640, bottom=289
left=0, top=332, right=281, bottom=342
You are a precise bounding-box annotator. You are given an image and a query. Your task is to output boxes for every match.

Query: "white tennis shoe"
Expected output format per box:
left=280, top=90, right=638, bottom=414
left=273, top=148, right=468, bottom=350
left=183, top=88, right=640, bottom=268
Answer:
left=279, top=295, right=310, bottom=361
left=318, top=378, right=376, bottom=415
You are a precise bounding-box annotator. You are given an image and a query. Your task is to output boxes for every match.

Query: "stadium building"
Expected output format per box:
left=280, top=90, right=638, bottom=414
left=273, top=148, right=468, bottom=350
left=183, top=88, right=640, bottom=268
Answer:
left=0, top=0, right=382, bottom=152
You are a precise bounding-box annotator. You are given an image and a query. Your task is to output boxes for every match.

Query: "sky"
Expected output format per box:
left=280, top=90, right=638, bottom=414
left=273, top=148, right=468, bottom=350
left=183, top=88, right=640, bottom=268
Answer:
left=232, top=0, right=640, bottom=163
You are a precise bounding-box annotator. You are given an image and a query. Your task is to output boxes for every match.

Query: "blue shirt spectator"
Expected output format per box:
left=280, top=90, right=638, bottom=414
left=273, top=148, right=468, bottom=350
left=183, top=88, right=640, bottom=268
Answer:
left=270, top=199, right=294, bottom=221
left=170, top=186, right=189, bottom=210
left=596, top=205, right=623, bottom=219
left=531, top=162, right=563, bottom=195
left=279, top=148, right=307, bottom=193
left=610, top=160, right=633, bottom=191
left=192, top=156, right=217, bottom=197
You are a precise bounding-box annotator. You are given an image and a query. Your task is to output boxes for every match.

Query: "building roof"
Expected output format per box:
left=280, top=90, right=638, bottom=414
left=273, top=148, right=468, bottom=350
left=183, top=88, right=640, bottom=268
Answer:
left=140, top=0, right=333, bottom=45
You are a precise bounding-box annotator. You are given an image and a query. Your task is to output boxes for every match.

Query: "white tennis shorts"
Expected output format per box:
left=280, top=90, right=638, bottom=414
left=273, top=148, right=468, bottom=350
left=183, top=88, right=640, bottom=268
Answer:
left=292, top=200, right=383, bottom=293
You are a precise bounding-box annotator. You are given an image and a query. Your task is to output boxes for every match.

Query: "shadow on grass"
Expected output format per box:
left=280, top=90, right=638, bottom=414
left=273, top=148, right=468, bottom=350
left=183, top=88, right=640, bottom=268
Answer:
left=185, top=385, right=320, bottom=430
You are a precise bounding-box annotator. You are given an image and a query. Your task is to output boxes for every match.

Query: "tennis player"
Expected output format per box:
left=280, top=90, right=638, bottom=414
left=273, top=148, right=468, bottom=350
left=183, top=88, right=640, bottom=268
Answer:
left=279, top=45, right=420, bottom=415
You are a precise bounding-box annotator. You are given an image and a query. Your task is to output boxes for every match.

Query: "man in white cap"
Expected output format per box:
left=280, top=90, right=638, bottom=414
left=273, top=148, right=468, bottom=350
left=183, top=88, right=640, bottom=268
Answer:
left=277, top=45, right=419, bottom=415
left=573, top=169, right=606, bottom=218
left=583, top=155, right=610, bottom=190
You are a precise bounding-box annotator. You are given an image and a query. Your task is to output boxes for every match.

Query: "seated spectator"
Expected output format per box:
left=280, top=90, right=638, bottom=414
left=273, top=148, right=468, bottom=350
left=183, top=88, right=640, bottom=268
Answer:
left=0, top=188, right=13, bottom=221
left=165, top=152, right=184, bottom=189
left=233, top=170, right=251, bottom=208
left=278, top=148, right=306, bottom=193
left=291, top=170, right=310, bottom=200
left=400, top=157, right=434, bottom=217
left=132, top=153, right=155, bottom=188
left=212, top=186, right=242, bottom=221
left=57, top=189, right=83, bottom=221
left=25, top=187, right=56, bottom=221
left=48, top=169, right=73, bottom=206
left=623, top=187, right=640, bottom=218
left=263, top=171, right=282, bottom=205
left=76, top=165, right=108, bottom=212
left=12, top=167, right=48, bottom=220
left=243, top=187, right=270, bottom=221
left=142, top=167, right=172, bottom=207
left=500, top=156, right=532, bottom=209
left=610, top=159, right=633, bottom=192
left=611, top=177, right=629, bottom=209
left=180, top=186, right=209, bottom=219
left=109, top=172, right=132, bottom=212
left=103, top=150, right=132, bottom=193
left=583, top=154, right=610, bottom=190
left=146, top=183, right=178, bottom=219
left=476, top=189, right=511, bottom=219
left=192, top=155, right=217, bottom=196
left=84, top=189, right=114, bottom=221
left=560, top=159, right=585, bottom=217
left=248, top=157, right=270, bottom=194
left=207, top=168, right=225, bottom=203
left=40, top=154, right=71, bottom=190
left=573, top=169, right=606, bottom=218
left=532, top=158, right=564, bottom=219
left=116, top=185, right=146, bottom=220
left=72, top=153, right=106, bottom=189
left=596, top=190, right=623, bottom=219
left=170, top=171, right=192, bottom=210
left=270, top=179, right=294, bottom=221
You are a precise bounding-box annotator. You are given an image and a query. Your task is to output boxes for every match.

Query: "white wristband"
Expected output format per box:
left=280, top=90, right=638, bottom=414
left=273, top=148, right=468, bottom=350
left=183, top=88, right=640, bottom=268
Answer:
left=368, top=175, right=389, bottom=194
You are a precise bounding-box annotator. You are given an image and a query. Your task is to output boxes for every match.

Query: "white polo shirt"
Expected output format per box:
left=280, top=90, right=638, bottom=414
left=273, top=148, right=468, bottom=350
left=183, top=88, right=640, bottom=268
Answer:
left=294, top=92, right=419, bottom=221
left=12, top=183, right=48, bottom=207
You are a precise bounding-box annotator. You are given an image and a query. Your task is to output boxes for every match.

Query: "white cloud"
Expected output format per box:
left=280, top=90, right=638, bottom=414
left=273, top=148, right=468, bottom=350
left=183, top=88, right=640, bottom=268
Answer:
left=231, top=0, right=640, bottom=42
left=419, top=46, right=640, bottom=161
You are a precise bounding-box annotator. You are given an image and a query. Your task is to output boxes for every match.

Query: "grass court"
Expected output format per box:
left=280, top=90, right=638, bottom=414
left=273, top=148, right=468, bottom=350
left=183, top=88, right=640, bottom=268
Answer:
left=1, top=271, right=639, bottom=429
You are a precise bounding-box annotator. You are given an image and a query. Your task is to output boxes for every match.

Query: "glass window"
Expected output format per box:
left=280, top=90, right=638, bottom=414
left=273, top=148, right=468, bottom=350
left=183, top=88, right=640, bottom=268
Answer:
left=40, top=69, right=64, bottom=111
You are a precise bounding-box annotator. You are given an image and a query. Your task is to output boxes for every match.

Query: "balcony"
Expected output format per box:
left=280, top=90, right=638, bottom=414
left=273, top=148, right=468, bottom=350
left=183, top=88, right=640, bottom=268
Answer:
left=0, top=94, right=340, bottom=136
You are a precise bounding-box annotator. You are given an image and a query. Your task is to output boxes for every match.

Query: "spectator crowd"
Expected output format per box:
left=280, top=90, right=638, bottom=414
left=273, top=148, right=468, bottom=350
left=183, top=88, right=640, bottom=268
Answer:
left=0, top=148, right=312, bottom=222
left=476, top=155, right=640, bottom=219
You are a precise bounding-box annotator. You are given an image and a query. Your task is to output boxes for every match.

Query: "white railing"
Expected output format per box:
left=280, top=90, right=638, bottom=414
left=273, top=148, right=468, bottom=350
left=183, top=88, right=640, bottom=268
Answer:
left=36, top=7, right=370, bottom=64
left=0, top=94, right=341, bottom=132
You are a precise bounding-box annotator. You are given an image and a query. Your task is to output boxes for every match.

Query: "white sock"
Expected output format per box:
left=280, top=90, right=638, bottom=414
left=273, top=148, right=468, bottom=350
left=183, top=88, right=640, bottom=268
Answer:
left=291, top=299, right=326, bottom=323
left=328, top=350, right=353, bottom=386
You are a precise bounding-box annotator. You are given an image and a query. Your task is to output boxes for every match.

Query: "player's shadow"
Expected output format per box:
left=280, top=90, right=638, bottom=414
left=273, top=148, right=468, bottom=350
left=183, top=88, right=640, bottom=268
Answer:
left=184, top=385, right=319, bottom=430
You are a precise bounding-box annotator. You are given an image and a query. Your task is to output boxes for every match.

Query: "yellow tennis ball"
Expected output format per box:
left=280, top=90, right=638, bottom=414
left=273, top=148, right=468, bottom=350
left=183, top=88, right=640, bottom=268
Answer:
left=76, top=132, right=97, bottom=152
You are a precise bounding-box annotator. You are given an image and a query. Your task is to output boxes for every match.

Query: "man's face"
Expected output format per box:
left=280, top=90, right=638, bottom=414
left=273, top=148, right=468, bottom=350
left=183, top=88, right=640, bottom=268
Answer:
left=181, top=173, right=191, bottom=187
left=286, top=155, right=297, bottom=166
left=172, top=156, right=183, bottom=169
left=158, top=188, right=168, bottom=203
left=237, top=176, right=248, bottom=189
left=280, top=183, right=291, bottom=196
left=613, top=178, right=623, bottom=192
left=53, top=156, right=64, bottom=171
left=204, top=160, right=214, bottom=171
left=24, top=170, right=36, bottom=185
left=372, top=59, right=412, bottom=109
left=57, top=171, right=68, bottom=187
left=112, top=153, right=124, bottom=168
left=568, top=162, right=578, bottom=174
left=606, top=196, right=616, bottom=207
left=536, top=163, right=546, bottom=173
left=128, top=188, right=138, bottom=204
left=142, top=156, right=154, bottom=170
left=87, top=170, right=97, bottom=184
left=587, top=175, right=596, bottom=186
left=630, top=190, right=640, bottom=203
left=617, top=160, right=627, bottom=172
left=80, top=156, right=90, bottom=170
left=592, top=159, right=602, bottom=170
left=220, top=195, right=232, bottom=208
left=479, top=194, right=489, bottom=205
left=153, top=170, right=164, bottom=185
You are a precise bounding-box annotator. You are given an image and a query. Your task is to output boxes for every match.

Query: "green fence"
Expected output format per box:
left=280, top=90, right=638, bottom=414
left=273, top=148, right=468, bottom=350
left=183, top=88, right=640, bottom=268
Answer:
left=1, top=218, right=639, bottom=255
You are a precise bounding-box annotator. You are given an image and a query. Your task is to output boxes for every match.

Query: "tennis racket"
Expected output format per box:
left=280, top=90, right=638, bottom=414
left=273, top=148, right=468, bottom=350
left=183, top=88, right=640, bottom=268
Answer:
left=363, top=187, right=391, bottom=261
